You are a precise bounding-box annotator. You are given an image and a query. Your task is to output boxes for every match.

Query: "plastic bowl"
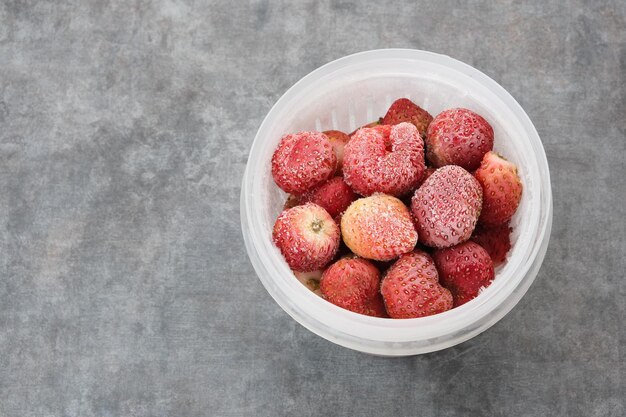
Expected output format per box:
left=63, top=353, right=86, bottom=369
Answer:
left=241, top=49, right=552, bottom=356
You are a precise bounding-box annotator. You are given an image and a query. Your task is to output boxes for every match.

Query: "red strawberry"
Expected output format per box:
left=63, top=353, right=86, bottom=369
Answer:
left=349, top=119, right=381, bottom=137
left=323, top=130, right=351, bottom=173
left=271, top=131, right=337, bottom=194
left=320, top=257, right=384, bottom=317
left=343, top=122, right=425, bottom=197
left=426, top=108, right=494, bottom=171
left=299, top=176, right=357, bottom=220
left=433, top=241, right=495, bottom=307
left=272, top=203, right=340, bottom=272
left=380, top=250, right=453, bottom=319
left=411, top=165, right=483, bottom=248
left=382, top=98, right=433, bottom=137
left=474, top=151, right=523, bottom=226
left=471, top=223, right=512, bottom=266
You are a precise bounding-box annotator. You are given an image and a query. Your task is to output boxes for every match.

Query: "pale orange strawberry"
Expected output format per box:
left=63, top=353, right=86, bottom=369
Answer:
left=341, top=194, right=417, bottom=261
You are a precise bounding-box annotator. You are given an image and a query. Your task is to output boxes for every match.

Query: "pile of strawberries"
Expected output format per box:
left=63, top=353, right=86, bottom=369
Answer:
left=270, top=98, right=522, bottom=319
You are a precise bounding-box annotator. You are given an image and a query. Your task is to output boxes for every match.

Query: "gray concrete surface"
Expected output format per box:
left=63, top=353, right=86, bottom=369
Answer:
left=1, top=1, right=624, bottom=416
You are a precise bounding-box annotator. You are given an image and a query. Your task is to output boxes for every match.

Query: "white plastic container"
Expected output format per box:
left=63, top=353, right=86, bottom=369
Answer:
left=241, top=49, right=552, bottom=356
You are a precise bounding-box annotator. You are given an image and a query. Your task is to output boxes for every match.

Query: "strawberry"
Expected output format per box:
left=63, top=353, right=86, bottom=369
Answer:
left=323, top=130, right=351, bottom=173
left=381, top=98, right=433, bottom=137
left=272, top=203, right=340, bottom=272
left=380, top=250, right=453, bottom=318
left=320, top=257, right=385, bottom=317
left=411, top=165, right=483, bottom=248
left=299, top=176, right=357, bottom=220
left=343, top=122, right=425, bottom=197
left=471, top=223, right=512, bottom=266
left=426, top=108, right=494, bottom=171
left=474, top=151, right=523, bottom=226
left=271, top=131, right=337, bottom=194
left=341, top=194, right=418, bottom=261
left=433, top=241, right=495, bottom=307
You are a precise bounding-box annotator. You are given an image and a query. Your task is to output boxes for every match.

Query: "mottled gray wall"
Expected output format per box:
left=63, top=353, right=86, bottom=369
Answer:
left=0, top=1, right=624, bottom=416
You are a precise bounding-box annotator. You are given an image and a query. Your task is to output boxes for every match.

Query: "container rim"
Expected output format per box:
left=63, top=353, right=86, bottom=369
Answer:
left=241, top=49, right=552, bottom=355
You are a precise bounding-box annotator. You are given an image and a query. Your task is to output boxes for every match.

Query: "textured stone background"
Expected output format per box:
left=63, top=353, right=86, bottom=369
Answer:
left=1, top=1, right=624, bottom=416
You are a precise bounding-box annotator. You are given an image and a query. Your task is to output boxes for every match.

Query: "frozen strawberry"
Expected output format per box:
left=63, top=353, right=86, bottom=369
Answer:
left=299, top=176, right=357, bottom=220
left=349, top=119, right=381, bottom=137
left=272, top=203, right=340, bottom=272
left=474, top=151, right=523, bottom=226
left=426, top=108, right=494, bottom=171
left=343, top=122, right=425, bottom=196
left=381, top=250, right=453, bottom=319
left=320, top=257, right=384, bottom=317
left=411, top=165, right=482, bottom=248
left=294, top=270, right=323, bottom=296
left=271, top=131, right=337, bottom=194
left=433, top=241, right=495, bottom=307
left=471, top=223, right=512, bottom=266
left=382, top=98, right=433, bottom=137
left=323, top=130, right=351, bottom=173
left=341, top=194, right=418, bottom=261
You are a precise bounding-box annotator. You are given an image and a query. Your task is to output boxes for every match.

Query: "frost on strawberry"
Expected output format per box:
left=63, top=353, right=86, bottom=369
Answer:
left=271, top=131, right=337, bottom=194
left=411, top=165, right=482, bottom=248
left=320, top=257, right=387, bottom=317
left=343, top=122, right=425, bottom=197
left=382, top=98, right=433, bottom=138
left=381, top=250, right=453, bottom=318
left=433, top=241, right=495, bottom=307
left=299, top=176, right=357, bottom=220
left=474, top=151, right=523, bottom=226
left=272, top=203, right=340, bottom=272
left=426, top=108, right=494, bottom=171
left=341, top=194, right=418, bottom=262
